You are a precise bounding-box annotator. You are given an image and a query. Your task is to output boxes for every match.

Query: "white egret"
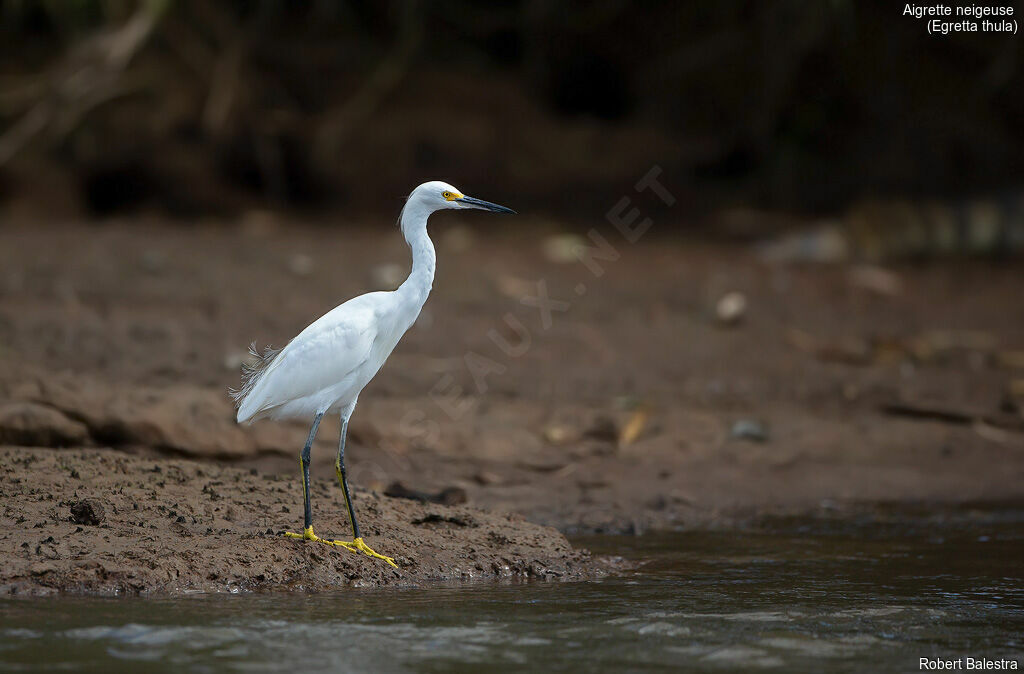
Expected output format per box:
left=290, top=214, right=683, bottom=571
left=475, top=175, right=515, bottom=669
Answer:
left=231, top=181, right=515, bottom=568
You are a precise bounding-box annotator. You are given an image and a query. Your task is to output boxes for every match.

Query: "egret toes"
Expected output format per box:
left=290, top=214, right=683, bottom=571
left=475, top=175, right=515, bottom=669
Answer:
left=283, top=527, right=397, bottom=568
left=282, top=526, right=333, bottom=545
left=327, top=537, right=398, bottom=568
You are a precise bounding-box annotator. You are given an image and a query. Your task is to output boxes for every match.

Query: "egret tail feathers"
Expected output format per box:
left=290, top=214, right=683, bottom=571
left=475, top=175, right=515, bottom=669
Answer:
left=230, top=341, right=285, bottom=422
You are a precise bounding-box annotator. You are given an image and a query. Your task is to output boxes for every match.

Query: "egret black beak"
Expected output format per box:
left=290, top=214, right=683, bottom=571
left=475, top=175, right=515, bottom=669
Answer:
left=457, top=196, right=516, bottom=214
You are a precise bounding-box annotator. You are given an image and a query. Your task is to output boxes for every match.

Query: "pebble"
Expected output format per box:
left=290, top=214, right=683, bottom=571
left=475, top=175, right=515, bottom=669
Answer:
left=70, top=499, right=105, bottom=526
left=730, top=419, right=769, bottom=443
left=716, top=291, right=747, bottom=325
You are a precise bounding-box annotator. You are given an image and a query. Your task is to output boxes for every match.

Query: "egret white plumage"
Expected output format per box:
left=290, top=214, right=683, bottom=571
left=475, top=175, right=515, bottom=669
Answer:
left=231, top=181, right=514, bottom=567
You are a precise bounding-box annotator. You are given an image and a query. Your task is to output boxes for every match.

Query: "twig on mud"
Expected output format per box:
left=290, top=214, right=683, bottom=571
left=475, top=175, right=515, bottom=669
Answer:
left=880, top=400, right=1024, bottom=433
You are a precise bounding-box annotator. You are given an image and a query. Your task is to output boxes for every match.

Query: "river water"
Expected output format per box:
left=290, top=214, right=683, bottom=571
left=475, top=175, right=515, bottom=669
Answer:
left=1, top=508, right=1021, bottom=673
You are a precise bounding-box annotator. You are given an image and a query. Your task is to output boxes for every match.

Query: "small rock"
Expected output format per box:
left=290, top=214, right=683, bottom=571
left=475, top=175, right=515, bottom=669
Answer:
left=730, top=419, right=769, bottom=443
left=542, top=424, right=578, bottom=445
left=70, top=499, right=105, bottom=526
left=715, top=291, right=747, bottom=326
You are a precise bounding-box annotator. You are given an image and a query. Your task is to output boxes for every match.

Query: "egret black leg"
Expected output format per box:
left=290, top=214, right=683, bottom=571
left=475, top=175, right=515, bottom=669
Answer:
left=300, top=412, right=324, bottom=531
left=335, top=415, right=362, bottom=539
left=327, top=409, right=397, bottom=568
left=283, top=411, right=324, bottom=543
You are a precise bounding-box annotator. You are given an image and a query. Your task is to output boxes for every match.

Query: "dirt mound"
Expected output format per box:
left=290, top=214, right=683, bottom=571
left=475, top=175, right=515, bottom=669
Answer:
left=0, top=447, right=600, bottom=596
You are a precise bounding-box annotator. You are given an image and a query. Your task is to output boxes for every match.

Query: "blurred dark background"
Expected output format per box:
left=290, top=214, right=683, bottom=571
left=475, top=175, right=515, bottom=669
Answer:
left=1, top=0, right=1022, bottom=224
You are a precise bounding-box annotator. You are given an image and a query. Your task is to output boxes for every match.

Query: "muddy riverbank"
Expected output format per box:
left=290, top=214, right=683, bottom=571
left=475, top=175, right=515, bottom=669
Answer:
left=0, top=447, right=600, bottom=595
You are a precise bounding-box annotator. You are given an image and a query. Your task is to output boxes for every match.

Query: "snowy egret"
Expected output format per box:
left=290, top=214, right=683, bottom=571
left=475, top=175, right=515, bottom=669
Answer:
left=231, top=181, right=514, bottom=568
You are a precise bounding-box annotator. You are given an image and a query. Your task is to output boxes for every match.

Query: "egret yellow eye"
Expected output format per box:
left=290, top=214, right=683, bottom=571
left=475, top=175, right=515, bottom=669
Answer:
left=442, top=191, right=452, bottom=199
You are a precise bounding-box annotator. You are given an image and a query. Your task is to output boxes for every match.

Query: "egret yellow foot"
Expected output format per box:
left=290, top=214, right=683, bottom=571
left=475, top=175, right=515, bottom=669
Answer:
left=283, top=526, right=335, bottom=546
left=284, top=528, right=398, bottom=568
left=328, top=537, right=398, bottom=568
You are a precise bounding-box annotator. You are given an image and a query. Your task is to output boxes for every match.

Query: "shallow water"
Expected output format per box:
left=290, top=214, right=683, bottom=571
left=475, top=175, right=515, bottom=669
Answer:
left=1, top=510, right=1022, bottom=673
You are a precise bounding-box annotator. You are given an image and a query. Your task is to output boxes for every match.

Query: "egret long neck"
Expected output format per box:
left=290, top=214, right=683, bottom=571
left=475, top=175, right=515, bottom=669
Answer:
left=396, top=207, right=436, bottom=308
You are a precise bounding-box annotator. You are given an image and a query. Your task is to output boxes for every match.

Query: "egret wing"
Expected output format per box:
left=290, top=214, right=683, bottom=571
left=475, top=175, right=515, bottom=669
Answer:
left=235, top=296, right=383, bottom=421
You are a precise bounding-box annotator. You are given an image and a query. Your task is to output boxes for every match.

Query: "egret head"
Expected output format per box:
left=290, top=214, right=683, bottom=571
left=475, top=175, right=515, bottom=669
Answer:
left=408, top=180, right=516, bottom=215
